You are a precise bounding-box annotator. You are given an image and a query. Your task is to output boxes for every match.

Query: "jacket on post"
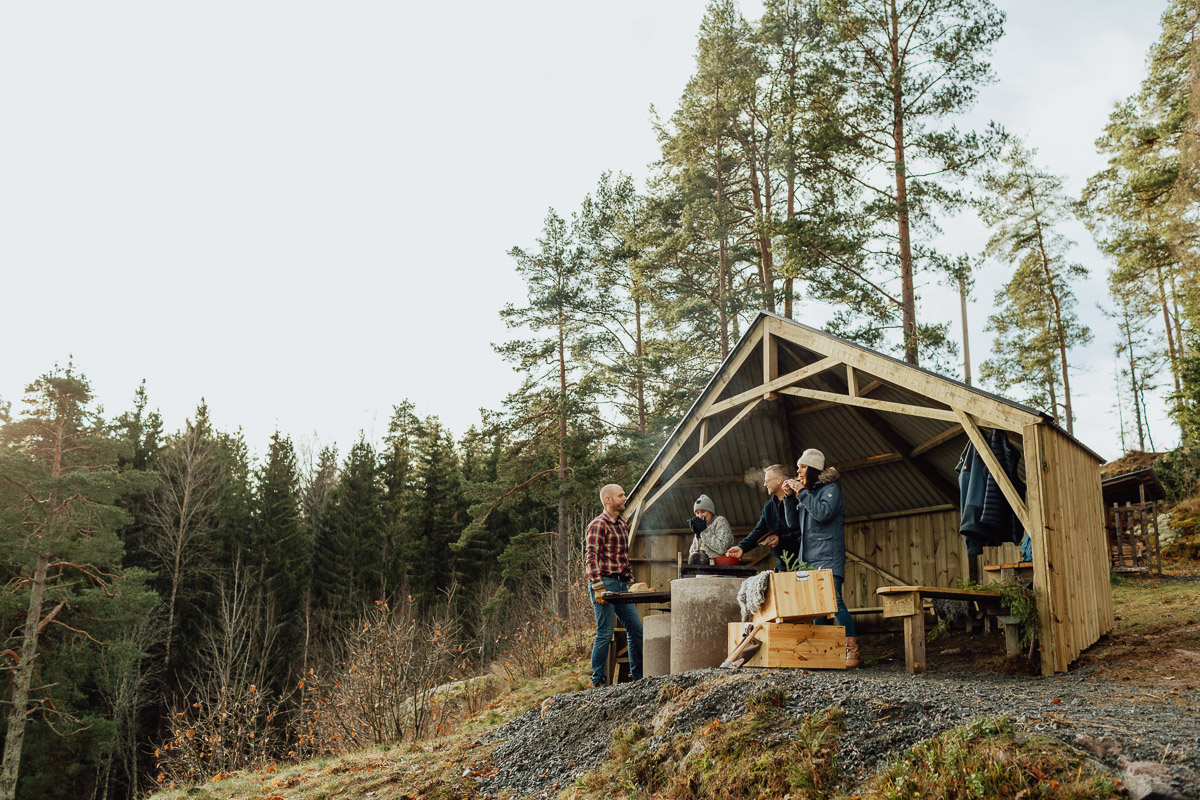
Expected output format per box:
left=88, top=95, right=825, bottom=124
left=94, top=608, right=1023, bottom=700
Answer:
left=786, top=467, right=846, bottom=578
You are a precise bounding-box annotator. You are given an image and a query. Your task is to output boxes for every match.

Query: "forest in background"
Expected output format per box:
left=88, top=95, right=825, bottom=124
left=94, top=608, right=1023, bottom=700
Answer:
left=2, top=1, right=1199, bottom=798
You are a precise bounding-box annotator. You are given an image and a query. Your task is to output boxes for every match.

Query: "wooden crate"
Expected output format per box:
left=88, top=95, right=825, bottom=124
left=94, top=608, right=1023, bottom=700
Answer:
left=727, top=622, right=846, bottom=669
left=753, top=569, right=838, bottom=623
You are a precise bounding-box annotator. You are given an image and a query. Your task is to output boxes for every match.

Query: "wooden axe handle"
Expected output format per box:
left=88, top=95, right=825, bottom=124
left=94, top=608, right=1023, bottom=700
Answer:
left=722, top=622, right=764, bottom=667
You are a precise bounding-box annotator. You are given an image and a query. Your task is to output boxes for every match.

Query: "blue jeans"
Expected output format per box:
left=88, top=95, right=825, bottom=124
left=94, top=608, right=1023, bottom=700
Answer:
left=589, top=576, right=643, bottom=685
left=813, top=574, right=855, bottom=637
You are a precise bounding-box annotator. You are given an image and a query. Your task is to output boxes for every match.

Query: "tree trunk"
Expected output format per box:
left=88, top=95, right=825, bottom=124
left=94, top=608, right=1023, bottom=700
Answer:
left=1125, top=315, right=1147, bottom=450
left=0, top=552, right=50, bottom=800
left=556, top=320, right=570, bottom=621
left=1027, top=177, right=1073, bottom=433
left=889, top=1, right=918, bottom=365
left=744, top=141, right=775, bottom=312
left=635, top=298, right=646, bottom=436
left=959, top=276, right=972, bottom=385
left=716, top=143, right=731, bottom=359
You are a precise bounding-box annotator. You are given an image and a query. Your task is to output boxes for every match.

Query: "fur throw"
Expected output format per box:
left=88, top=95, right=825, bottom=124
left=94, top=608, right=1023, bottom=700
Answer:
left=737, top=571, right=772, bottom=622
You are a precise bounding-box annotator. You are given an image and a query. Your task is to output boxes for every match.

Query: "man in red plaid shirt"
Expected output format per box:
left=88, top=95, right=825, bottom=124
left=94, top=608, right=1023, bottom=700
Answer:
left=585, top=483, right=643, bottom=687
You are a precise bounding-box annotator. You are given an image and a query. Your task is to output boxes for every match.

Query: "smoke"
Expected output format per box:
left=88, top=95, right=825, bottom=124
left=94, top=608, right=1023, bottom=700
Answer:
left=743, top=461, right=775, bottom=488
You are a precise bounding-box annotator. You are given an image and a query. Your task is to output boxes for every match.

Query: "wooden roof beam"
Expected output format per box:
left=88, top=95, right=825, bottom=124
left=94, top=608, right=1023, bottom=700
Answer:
left=787, top=357, right=961, bottom=505
left=704, top=356, right=841, bottom=418
left=641, top=397, right=764, bottom=515
left=909, top=425, right=965, bottom=458
left=765, top=316, right=1039, bottom=431
left=790, top=380, right=883, bottom=416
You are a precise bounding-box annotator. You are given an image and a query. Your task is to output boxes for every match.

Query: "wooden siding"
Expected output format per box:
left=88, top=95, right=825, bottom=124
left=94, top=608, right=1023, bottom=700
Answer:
left=631, top=509, right=1022, bottom=624
left=1025, top=424, right=1114, bottom=674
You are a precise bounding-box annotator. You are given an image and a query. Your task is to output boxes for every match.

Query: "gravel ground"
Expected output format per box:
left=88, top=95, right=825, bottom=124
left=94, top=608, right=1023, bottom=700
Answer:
left=476, top=652, right=1200, bottom=799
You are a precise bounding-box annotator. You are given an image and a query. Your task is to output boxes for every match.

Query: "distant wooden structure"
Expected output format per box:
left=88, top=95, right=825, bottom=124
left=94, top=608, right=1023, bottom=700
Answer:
left=622, top=312, right=1114, bottom=676
left=1101, top=468, right=1165, bottom=574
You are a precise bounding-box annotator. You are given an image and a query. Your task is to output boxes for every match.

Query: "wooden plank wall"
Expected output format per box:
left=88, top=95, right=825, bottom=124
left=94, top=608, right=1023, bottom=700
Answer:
left=632, top=510, right=1022, bottom=624
left=1026, top=425, right=1114, bottom=673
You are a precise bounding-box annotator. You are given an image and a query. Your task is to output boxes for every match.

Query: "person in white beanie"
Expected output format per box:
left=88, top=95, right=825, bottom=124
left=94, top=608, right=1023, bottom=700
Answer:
left=688, top=494, right=735, bottom=560
left=784, top=448, right=862, bottom=669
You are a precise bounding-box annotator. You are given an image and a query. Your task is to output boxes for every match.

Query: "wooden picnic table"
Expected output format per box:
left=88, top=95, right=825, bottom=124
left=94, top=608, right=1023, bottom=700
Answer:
left=982, top=561, right=1034, bottom=585
left=600, top=590, right=672, bottom=605
left=877, top=585, right=1016, bottom=674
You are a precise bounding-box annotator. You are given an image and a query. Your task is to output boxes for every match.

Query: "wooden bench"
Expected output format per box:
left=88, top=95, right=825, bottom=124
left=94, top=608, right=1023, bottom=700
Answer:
left=877, top=585, right=1014, bottom=674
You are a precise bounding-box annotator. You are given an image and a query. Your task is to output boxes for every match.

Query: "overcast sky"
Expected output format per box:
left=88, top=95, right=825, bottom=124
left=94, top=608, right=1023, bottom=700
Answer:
left=0, top=0, right=1174, bottom=464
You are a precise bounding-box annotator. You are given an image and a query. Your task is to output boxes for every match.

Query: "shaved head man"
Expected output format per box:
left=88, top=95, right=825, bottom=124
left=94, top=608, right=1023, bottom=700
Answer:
left=584, top=483, right=642, bottom=687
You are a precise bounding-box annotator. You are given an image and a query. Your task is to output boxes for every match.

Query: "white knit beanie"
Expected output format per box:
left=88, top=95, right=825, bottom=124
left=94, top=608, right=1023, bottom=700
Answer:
left=797, top=448, right=826, bottom=471
left=694, top=494, right=716, bottom=514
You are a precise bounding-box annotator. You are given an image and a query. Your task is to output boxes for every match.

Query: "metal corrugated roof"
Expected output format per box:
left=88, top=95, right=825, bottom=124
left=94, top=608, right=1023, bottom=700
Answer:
left=627, top=311, right=1100, bottom=531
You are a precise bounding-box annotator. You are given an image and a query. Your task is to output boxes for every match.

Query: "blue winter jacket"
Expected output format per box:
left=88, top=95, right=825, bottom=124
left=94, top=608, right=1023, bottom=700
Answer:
left=785, top=468, right=846, bottom=578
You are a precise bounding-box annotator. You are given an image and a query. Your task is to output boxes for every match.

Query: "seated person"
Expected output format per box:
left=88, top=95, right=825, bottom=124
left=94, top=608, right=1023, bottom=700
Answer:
left=688, top=494, right=735, bottom=562
left=725, top=464, right=801, bottom=570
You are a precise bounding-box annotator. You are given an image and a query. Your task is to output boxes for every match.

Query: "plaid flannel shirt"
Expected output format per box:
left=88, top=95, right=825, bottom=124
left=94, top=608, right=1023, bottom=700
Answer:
left=584, top=510, right=632, bottom=584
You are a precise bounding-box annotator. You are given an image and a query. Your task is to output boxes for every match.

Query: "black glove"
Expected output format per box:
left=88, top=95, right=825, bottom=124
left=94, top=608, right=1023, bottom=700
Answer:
left=689, top=516, right=708, bottom=535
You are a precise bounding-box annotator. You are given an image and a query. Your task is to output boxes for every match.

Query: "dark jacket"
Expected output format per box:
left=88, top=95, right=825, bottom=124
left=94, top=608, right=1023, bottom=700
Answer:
left=736, top=494, right=802, bottom=571
left=957, top=429, right=1025, bottom=556
left=786, top=467, right=846, bottom=578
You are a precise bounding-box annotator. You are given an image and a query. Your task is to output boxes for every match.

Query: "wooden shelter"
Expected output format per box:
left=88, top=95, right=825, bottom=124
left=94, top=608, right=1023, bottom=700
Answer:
left=623, top=312, right=1113, bottom=675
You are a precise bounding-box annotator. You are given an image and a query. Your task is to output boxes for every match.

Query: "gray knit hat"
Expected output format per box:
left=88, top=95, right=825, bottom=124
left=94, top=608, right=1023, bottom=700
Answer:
left=694, top=494, right=716, bottom=514
left=797, top=448, right=826, bottom=471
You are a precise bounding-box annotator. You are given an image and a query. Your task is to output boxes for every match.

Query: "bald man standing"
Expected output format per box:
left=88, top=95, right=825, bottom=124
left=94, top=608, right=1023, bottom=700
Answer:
left=584, top=483, right=643, bottom=687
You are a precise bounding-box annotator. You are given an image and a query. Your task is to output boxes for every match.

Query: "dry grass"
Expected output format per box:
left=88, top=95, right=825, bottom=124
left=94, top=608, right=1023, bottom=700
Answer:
left=864, top=717, right=1121, bottom=799
left=566, top=689, right=843, bottom=800
left=1074, top=573, right=1200, bottom=690
left=149, top=646, right=592, bottom=799
left=563, top=700, right=1119, bottom=800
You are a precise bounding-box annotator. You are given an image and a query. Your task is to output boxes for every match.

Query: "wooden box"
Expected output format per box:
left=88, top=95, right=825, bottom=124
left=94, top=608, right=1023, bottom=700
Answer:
left=753, top=569, right=838, bottom=623
left=727, top=622, right=846, bottom=669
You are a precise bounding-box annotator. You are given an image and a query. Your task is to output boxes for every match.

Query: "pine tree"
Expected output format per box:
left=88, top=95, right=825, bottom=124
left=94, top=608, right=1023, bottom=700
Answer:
left=379, top=402, right=419, bottom=595
left=817, top=0, right=1005, bottom=365
left=651, top=0, right=759, bottom=359
left=494, top=209, right=596, bottom=620
left=976, top=139, right=1092, bottom=431
left=311, top=438, right=383, bottom=620
left=1081, top=0, right=1200, bottom=431
left=0, top=367, right=157, bottom=800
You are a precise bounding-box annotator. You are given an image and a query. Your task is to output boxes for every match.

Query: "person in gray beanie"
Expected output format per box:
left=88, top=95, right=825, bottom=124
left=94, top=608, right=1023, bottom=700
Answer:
left=688, top=494, right=735, bottom=560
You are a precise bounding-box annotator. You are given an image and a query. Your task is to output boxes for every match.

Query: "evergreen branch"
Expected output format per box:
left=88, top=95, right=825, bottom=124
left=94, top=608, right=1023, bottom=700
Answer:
left=44, top=619, right=105, bottom=646
left=477, top=468, right=569, bottom=525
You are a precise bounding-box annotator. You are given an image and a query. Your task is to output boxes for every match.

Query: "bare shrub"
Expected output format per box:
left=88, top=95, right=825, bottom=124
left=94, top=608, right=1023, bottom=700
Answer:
left=155, top=563, right=284, bottom=787
left=295, top=596, right=465, bottom=756
left=156, top=683, right=283, bottom=788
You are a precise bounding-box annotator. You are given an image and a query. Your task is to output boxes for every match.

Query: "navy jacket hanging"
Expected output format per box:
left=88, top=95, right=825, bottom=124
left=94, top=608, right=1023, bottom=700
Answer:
left=956, top=428, right=1026, bottom=556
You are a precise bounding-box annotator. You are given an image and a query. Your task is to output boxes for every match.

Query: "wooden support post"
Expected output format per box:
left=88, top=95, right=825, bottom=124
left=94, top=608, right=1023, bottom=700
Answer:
left=903, top=613, right=926, bottom=675
left=999, top=616, right=1021, bottom=657
left=846, top=364, right=858, bottom=397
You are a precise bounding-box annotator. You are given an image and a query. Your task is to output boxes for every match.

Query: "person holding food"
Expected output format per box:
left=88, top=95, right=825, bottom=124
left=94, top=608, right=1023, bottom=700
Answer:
left=724, top=464, right=801, bottom=570
left=783, top=448, right=861, bottom=668
left=688, top=494, right=735, bottom=562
